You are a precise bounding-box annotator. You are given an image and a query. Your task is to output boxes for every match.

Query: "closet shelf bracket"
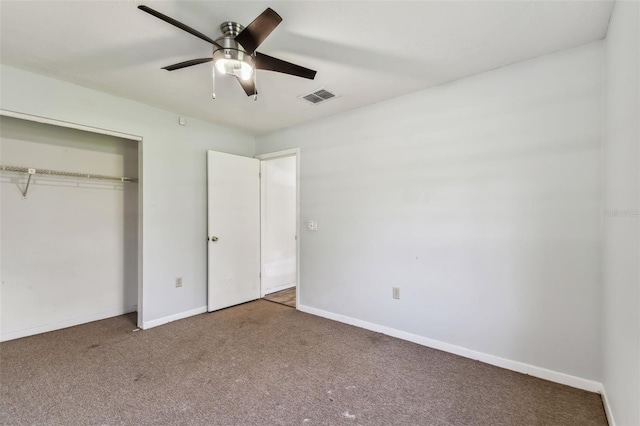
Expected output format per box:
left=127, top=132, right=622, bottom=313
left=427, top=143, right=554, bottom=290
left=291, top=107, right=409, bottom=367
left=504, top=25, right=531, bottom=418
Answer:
left=21, top=168, right=36, bottom=199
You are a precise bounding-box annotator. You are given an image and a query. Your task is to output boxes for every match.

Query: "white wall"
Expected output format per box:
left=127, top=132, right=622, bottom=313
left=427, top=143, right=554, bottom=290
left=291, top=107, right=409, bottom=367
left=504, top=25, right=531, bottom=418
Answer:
left=0, top=116, right=138, bottom=340
left=0, top=64, right=255, bottom=328
left=602, top=1, right=640, bottom=424
left=261, top=156, right=296, bottom=294
left=257, top=42, right=604, bottom=382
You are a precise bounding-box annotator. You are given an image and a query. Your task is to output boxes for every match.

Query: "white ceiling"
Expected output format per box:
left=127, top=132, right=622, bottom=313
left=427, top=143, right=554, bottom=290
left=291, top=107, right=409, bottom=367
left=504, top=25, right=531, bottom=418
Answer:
left=0, top=0, right=613, bottom=135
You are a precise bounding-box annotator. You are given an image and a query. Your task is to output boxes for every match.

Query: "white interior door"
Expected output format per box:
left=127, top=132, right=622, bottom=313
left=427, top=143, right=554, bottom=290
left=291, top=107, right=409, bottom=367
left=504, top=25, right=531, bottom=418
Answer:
left=207, top=151, right=260, bottom=311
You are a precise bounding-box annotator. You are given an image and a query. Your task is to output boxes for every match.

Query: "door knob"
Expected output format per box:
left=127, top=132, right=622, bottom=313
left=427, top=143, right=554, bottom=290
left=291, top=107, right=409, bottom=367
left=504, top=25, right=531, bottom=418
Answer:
left=210, top=236, right=219, bottom=242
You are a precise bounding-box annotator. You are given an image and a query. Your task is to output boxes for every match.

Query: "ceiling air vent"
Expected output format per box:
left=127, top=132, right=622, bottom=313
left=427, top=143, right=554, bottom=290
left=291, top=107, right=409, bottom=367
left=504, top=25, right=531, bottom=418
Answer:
left=299, top=88, right=338, bottom=105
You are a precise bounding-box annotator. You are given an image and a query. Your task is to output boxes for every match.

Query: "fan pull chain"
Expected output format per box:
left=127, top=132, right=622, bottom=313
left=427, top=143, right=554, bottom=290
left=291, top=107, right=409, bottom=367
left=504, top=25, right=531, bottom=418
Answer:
left=253, top=54, right=258, bottom=101
left=212, top=66, right=216, bottom=99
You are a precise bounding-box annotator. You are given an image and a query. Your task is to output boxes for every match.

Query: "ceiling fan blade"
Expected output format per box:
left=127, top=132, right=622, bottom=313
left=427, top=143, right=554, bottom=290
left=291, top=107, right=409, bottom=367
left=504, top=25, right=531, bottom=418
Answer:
left=235, top=76, right=257, bottom=97
left=254, top=52, right=317, bottom=80
left=162, top=58, right=213, bottom=71
left=234, top=8, right=282, bottom=54
left=138, top=5, right=222, bottom=49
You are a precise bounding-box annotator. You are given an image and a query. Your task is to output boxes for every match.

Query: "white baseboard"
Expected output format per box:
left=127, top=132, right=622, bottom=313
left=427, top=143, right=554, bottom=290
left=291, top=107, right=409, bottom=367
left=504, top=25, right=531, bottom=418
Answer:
left=601, top=386, right=616, bottom=426
left=263, top=283, right=296, bottom=296
left=298, top=304, right=603, bottom=394
left=0, top=305, right=138, bottom=342
left=142, top=305, right=207, bottom=330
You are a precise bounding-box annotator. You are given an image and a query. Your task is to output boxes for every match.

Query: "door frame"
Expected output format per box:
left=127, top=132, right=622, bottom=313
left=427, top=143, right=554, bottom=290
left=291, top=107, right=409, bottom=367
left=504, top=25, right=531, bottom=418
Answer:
left=255, top=148, right=300, bottom=309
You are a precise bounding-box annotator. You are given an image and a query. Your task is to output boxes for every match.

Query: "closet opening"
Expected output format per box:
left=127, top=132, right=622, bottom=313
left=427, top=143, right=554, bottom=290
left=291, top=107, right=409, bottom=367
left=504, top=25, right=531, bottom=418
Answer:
left=0, top=113, right=142, bottom=341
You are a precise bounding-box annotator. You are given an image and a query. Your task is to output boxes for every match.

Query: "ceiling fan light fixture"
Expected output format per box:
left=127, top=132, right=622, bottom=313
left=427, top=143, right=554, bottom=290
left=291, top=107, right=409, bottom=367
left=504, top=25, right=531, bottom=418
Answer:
left=215, top=58, right=254, bottom=81
left=212, top=40, right=255, bottom=81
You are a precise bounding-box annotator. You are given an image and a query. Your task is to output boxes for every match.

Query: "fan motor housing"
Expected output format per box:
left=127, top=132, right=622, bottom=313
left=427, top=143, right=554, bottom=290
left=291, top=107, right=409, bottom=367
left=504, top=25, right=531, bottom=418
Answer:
left=213, top=22, right=251, bottom=63
left=212, top=21, right=254, bottom=79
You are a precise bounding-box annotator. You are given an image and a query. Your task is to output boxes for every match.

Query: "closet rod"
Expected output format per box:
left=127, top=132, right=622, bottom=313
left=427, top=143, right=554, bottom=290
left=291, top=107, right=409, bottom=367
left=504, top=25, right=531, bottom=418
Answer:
left=0, top=165, right=138, bottom=183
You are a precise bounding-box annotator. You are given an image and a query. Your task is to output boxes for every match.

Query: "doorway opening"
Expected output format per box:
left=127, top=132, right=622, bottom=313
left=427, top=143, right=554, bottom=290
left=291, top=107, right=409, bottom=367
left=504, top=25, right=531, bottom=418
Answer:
left=206, top=148, right=299, bottom=312
left=257, top=149, right=299, bottom=309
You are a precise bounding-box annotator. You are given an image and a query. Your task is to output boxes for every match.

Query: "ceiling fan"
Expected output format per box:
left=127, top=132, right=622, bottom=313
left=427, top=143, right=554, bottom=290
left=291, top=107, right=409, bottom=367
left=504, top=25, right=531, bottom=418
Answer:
left=138, top=5, right=317, bottom=100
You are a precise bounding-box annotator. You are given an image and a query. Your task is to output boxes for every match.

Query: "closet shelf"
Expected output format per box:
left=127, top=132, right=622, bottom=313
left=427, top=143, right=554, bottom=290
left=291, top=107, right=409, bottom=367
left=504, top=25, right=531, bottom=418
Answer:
left=1, top=164, right=137, bottom=199
left=0, top=165, right=138, bottom=183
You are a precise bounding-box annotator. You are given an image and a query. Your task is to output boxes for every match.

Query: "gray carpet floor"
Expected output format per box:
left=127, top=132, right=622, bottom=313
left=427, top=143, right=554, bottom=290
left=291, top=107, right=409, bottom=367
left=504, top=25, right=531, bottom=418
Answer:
left=0, top=300, right=607, bottom=425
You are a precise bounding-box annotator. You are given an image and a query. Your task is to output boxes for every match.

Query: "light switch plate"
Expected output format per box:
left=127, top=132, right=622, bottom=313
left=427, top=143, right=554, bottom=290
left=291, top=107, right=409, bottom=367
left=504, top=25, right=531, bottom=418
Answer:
left=307, top=220, right=318, bottom=231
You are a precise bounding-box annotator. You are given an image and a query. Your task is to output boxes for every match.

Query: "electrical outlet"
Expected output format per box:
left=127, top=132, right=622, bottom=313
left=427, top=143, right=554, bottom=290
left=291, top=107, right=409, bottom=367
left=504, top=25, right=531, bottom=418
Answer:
left=393, top=287, right=400, bottom=299
left=176, top=277, right=183, bottom=288
left=307, top=220, right=318, bottom=231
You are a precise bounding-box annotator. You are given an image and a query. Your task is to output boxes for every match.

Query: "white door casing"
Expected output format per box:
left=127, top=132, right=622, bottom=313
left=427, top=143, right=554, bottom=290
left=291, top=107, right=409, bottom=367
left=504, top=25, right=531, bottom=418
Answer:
left=256, top=148, right=300, bottom=308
